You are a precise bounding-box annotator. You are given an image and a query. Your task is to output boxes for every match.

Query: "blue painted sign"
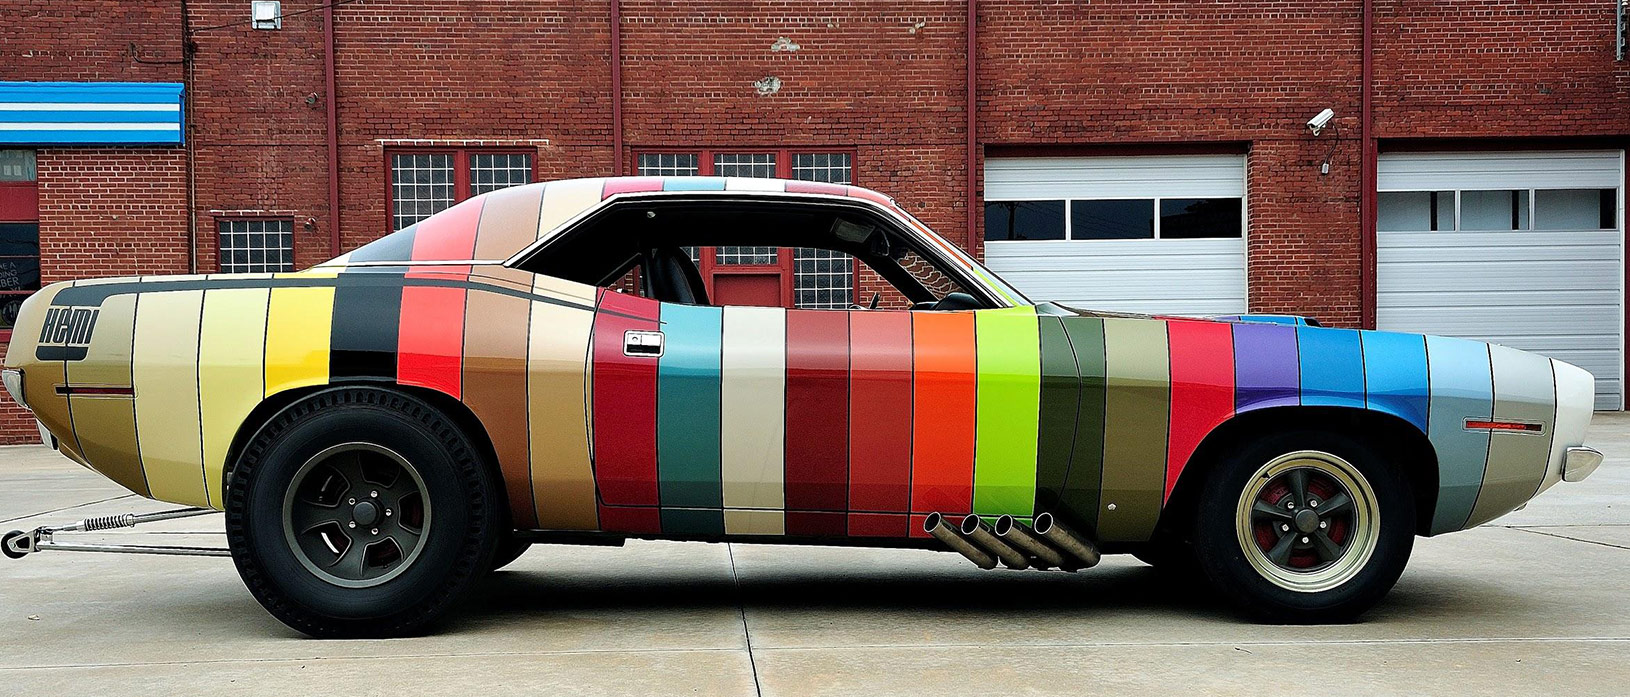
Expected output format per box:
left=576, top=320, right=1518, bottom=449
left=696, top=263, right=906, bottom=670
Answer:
left=0, top=82, right=184, bottom=146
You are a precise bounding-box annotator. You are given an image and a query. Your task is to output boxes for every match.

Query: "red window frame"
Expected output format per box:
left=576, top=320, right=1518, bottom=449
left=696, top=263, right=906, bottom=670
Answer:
left=213, top=216, right=297, bottom=274
left=0, top=175, right=40, bottom=343
left=383, top=147, right=539, bottom=233
left=632, top=148, right=861, bottom=308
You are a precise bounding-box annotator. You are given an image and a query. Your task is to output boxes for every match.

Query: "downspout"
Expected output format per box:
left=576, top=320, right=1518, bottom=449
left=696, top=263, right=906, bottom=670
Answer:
left=182, top=0, right=196, bottom=274
left=610, top=0, right=623, bottom=175
left=966, top=0, right=979, bottom=258
left=1359, top=0, right=1376, bottom=328
left=324, top=3, right=341, bottom=256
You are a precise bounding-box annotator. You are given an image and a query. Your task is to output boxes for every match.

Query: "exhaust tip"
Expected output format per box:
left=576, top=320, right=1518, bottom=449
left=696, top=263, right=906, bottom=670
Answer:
left=959, top=514, right=983, bottom=535
left=993, top=514, right=1014, bottom=536
left=1033, top=511, right=1055, bottom=534
left=923, top=511, right=943, bottom=533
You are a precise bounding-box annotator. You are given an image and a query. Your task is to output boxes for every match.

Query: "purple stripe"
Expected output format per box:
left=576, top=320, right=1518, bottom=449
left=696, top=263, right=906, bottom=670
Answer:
left=1232, top=322, right=1300, bottom=411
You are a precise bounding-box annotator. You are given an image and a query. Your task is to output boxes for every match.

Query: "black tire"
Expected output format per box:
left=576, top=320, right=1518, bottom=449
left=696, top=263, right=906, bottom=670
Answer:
left=1191, top=429, right=1414, bottom=624
left=226, top=387, right=503, bottom=638
left=490, top=537, right=532, bottom=572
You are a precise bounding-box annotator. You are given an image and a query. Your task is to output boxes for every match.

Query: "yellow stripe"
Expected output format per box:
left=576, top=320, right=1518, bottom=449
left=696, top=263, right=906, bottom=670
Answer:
left=199, top=287, right=271, bottom=508
left=132, top=290, right=208, bottom=506
left=264, top=284, right=334, bottom=397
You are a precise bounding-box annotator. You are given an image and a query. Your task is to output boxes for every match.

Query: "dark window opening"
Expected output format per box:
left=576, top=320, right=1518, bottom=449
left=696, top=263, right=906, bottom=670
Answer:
left=984, top=200, right=1066, bottom=241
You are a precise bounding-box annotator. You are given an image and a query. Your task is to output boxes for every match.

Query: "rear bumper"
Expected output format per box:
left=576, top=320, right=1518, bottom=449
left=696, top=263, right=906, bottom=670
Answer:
left=1564, top=446, right=1604, bottom=483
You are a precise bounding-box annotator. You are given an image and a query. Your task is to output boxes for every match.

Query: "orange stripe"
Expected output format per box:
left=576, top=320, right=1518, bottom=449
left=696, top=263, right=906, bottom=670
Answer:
left=908, top=311, right=977, bottom=517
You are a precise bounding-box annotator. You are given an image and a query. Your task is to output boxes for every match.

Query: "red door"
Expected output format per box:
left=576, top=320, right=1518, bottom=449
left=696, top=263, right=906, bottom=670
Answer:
left=698, top=245, right=793, bottom=308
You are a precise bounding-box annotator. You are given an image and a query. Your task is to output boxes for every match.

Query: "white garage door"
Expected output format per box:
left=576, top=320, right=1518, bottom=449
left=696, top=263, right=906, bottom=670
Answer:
left=982, top=154, right=1248, bottom=316
left=1377, top=150, right=1625, bottom=409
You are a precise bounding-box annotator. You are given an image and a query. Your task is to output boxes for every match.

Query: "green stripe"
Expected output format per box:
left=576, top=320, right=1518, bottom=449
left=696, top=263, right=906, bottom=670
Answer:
left=660, top=508, right=725, bottom=535
left=973, top=306, right=1042, bottom=516
left=657, top=303, right=723, bottom=509
left=1058, top=315, right=1107, bottom=534
left=1099, top=318, right=1169, bottom=542
left=1035, top=316, right=1082, bottom=514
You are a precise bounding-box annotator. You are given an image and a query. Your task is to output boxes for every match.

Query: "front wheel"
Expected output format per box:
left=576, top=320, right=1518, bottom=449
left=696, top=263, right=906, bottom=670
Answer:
left=1191, top=430, right=1414, bottom=623
left=226, top=388, right=503, bottom=638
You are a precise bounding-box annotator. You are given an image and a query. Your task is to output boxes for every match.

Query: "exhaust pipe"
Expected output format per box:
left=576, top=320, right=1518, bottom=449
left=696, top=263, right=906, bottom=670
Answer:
left=1033, top=512, right=1101, bottom=569
left=924, top=512, right=996, bottom=569
left=960, top=515, right=1029, bottom=570
left=993, top=514, right=1064, bottom=569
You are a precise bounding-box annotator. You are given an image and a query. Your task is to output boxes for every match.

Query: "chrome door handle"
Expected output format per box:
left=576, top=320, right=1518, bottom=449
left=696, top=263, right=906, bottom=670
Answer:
left=624, top=330, right=664, bottom=357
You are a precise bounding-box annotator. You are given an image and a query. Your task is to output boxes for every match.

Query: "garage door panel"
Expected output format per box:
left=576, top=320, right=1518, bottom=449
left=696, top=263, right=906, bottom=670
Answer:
left=984, top=155, right=1248, bottom=316
left=1377, top=150, right=1623, bottom=410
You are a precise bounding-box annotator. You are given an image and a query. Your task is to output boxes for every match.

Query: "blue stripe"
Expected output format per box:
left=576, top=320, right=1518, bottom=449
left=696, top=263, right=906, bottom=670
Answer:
left=662, top=177, right=727, bottom=191
left=0, top=129, right=182, bottom=145
left=1360, top=330, right=1430, bottom=432
left=656, top=303, right=724, bottom=511
left=0, top=82, right=184, bottom=145
left=0, top=81, right=184, bottom=104
left=1425, top=336, right=1493, bottom=534
left=1296, top=326, right=1365, bottom=409
left=0, top=110, right=179, bottom=124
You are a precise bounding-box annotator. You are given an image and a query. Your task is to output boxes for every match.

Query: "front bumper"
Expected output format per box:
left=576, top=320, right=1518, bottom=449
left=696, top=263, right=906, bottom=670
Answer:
left=1564, top=446, right=1604, bottom=483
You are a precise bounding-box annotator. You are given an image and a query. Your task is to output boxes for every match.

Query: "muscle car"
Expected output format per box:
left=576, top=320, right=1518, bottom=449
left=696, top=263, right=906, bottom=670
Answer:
left=1, top=176, right=1603, bottom=637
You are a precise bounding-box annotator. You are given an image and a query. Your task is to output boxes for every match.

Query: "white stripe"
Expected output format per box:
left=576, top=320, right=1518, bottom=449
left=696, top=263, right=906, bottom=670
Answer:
left=0, top=123, right=180, bottom=131
left=720, top=306, right=786, bottom=513
left=0, top=102, right=179, bottom=112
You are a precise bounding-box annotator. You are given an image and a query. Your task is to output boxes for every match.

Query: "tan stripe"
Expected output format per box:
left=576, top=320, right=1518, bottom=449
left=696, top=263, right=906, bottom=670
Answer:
left=198, top=287, right=270, bottom=509
left=720, top=306, right=785, bottom=511
left=473, top=184, right=544, bottom=260
left=527, top=281, right=598, bottom=530
left=463, top=288, right=537, bottom=528
left=536, top=178, right=606, bottom=241
left=132, top=289, right=208, bottom=506
left=65, top=293, right=146, bottom=497
left=724, top=509, right=785, bottom=535
left=1466, top=345, right=1556, bottom=527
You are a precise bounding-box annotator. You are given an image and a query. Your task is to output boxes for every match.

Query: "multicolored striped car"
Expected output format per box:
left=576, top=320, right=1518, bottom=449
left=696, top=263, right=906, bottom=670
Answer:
left=1, top=176, right=1603, bottom=637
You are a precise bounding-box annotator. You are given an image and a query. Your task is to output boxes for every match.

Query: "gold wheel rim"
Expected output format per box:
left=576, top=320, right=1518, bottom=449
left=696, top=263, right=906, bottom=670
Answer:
left=1234, top=450, right=1380, bottom=593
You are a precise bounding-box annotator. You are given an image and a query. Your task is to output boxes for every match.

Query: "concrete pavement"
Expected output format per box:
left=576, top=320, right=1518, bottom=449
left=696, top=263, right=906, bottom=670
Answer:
left=2, top=415, right=1629, bottom=695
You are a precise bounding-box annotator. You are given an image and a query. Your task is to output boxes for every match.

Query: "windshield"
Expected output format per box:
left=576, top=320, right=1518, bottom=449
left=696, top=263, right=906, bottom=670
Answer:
left=890, top=207, right=1030, bottom=306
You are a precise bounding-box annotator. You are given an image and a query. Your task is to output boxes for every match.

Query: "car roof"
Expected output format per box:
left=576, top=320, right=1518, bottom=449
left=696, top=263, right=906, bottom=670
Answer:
left=331, top=176, right=898, bottom=266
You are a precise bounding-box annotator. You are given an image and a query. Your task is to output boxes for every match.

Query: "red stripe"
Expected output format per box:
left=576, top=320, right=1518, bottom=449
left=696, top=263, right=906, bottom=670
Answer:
left=909, top=311, right=976, bottom=517
left=848, top=512, right=908, bottom=537
left=410, top=196, right=482, bottom=262
left=597, top=505, right=661, bottom=534
left=786, top=511, right=846, bottom=537
left=591, top=291, right=662, bottom=507
left=846, top=187, right=892, bottom=207
left=602, top=177, right=665, bottom=198
left=398, top=280, right=466, bottom=399
left=784, top=181, right=847, bottom=196
left=1166, top=319, right=1236, bottom=501
left=848, top=311, right=912, bottom=514
left=784, top=310, right=850, bottom=534
left=908, top=513, right=933, bottom=539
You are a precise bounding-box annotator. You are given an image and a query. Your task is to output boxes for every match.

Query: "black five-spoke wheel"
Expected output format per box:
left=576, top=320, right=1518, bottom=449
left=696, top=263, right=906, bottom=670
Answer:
left=284, top=443, right=431, bottom=588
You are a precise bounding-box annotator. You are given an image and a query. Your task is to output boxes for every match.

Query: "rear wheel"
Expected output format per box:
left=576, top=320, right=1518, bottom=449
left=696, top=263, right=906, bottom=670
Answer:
left=1191, top=430, right=1414, bottom=623
left=490, top=537, right=532, bottom=572
left=226, top=388, right=503, bottom=638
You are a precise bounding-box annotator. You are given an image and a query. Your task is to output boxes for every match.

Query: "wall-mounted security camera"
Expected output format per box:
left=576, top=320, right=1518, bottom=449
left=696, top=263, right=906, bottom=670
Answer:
left=1307, top=108, right=1335, bottom=136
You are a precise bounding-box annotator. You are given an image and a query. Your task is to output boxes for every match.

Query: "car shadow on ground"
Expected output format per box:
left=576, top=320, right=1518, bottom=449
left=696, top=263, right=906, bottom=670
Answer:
left=449, top=553, right=1526, bottom=631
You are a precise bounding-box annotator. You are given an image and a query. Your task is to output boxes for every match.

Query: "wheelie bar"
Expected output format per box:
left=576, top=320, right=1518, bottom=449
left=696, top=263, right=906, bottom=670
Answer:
left=3, top=507, right=230, bottom=559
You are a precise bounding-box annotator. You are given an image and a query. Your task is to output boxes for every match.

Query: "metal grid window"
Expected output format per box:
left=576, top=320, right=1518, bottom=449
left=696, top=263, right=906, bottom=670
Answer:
left=390, top=153, right=455, bottom=231
left=791, top=153, right=852, bottom=184
left=637, top=153, right=700, bottom=177
left=469, top=153, right=533, bottom=196
left=715, top=246, right=778, bottom=265
left=793, top=153, right=854, bottom=308
left=218, top=219, right=295, bottom=274
left=713, top=153, right=777, bottom=178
